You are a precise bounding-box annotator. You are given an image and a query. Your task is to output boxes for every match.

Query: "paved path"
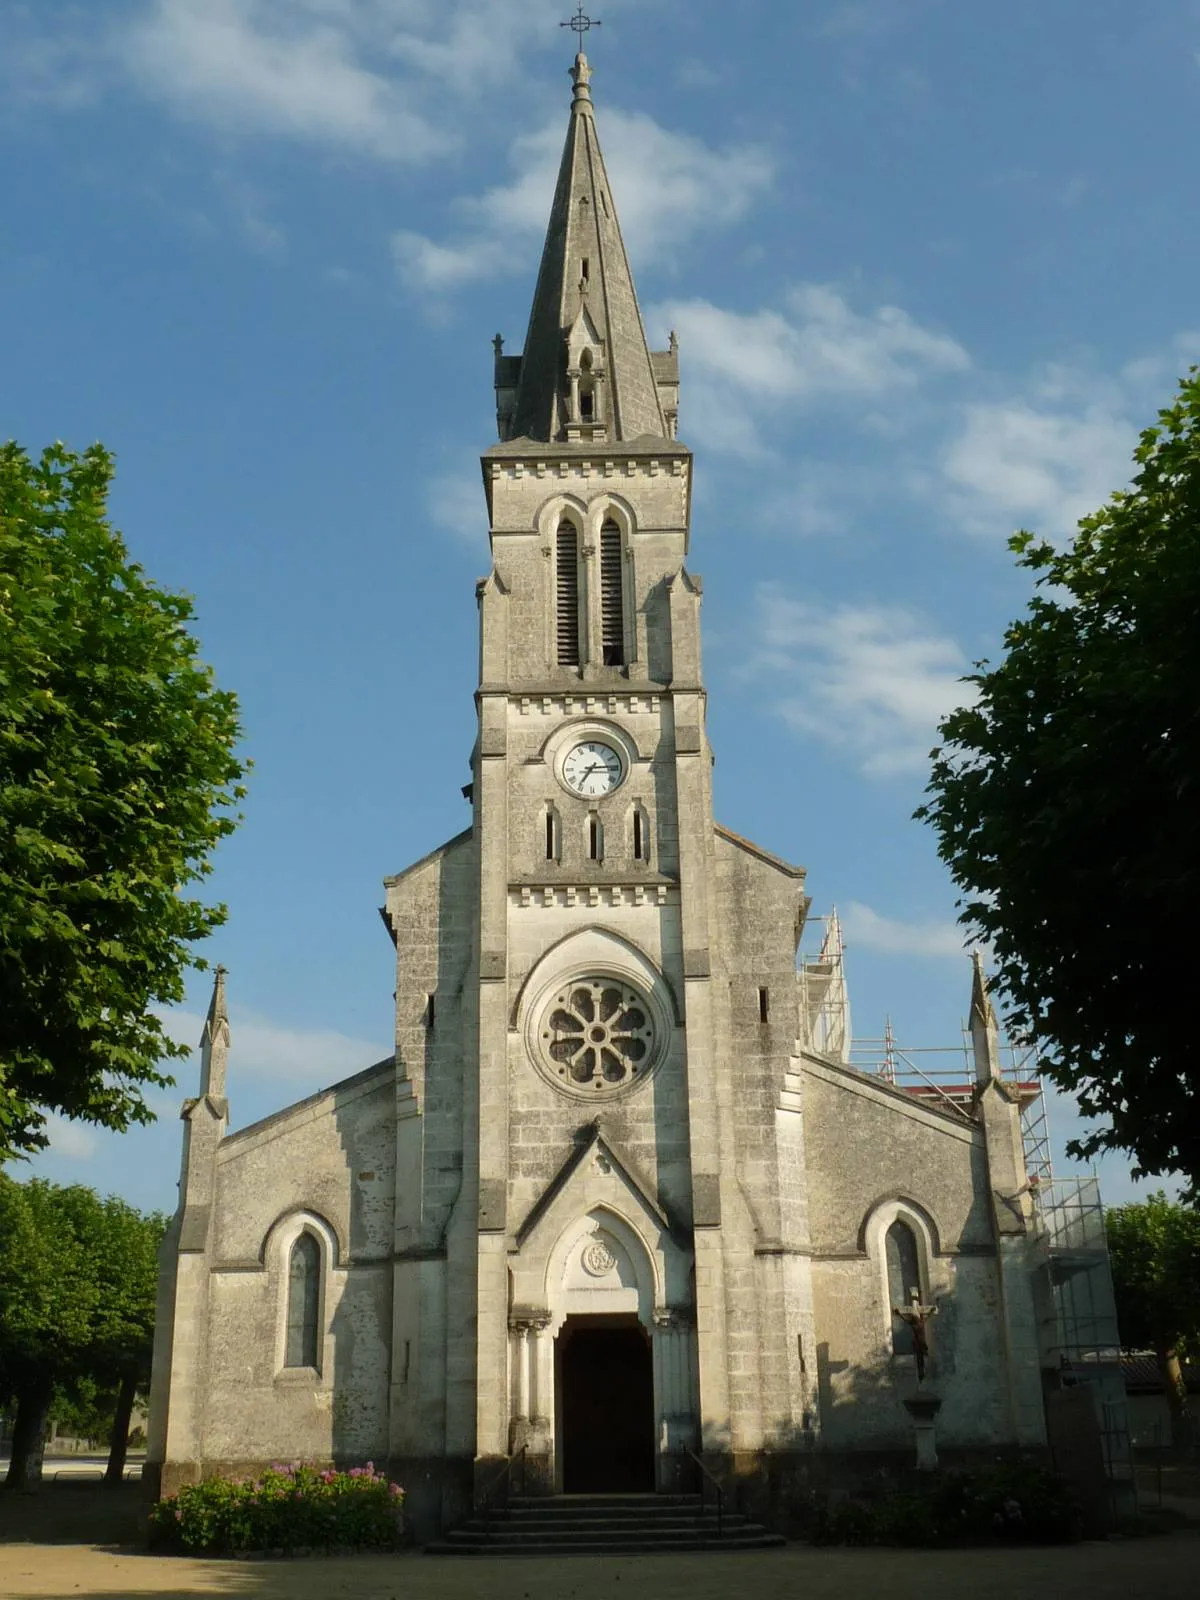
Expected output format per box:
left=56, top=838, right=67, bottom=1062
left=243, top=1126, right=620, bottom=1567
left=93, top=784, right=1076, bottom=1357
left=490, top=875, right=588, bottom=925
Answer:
left=3, top=1535, right=1199, bottom=1600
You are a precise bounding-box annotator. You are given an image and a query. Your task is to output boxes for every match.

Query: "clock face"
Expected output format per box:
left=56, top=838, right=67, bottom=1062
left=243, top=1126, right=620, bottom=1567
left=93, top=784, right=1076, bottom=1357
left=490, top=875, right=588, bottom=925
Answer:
left=562, top=741, right=624, bottom=797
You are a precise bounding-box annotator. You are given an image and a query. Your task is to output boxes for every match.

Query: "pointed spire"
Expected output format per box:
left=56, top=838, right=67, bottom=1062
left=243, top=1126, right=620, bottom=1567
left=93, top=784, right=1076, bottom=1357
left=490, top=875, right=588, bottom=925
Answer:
left=198, top=964, right=230, bottom=1099
left=969, top=950, right=1002, bottom=1084
left=508, top=52, right=670, bottom=445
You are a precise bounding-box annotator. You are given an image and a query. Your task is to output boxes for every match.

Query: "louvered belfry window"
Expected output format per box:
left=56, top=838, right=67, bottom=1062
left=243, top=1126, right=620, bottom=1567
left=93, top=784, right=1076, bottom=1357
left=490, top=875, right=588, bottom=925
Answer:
left=556, top=522, right=580, bottom=667
left=600, top=520, right=624, bottom=666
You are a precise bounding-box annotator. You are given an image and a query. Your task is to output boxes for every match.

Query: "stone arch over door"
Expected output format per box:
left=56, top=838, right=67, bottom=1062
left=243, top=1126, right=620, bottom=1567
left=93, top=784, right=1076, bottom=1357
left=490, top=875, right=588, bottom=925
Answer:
left=507, top=1183, right=698, bottom=1492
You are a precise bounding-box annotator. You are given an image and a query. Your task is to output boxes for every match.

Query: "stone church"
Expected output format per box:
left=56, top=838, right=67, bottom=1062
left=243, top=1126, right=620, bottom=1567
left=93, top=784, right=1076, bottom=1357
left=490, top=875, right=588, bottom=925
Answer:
left=148, top=54, right=1058, bottom=1538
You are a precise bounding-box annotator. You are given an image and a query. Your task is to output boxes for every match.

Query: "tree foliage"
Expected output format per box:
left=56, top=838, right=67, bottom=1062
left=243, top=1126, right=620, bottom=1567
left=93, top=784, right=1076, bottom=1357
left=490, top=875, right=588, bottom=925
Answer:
left=1106, top=1193, right=1200, bottom=1355
left=1106, top=1193, right=1200, bottom=1442
left=919, top=370, right=1200, bottom=1191
left=0, top=1173, right=164, bottom=1490
left=0, top=441, right=245, bottom=1159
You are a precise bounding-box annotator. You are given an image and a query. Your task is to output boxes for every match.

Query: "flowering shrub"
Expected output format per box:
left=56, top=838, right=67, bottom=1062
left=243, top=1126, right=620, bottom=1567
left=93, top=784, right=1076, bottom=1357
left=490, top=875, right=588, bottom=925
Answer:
left=149, top=1462, right=404, bottom=1554
left=806, top=1462, right=1078, bottom=1547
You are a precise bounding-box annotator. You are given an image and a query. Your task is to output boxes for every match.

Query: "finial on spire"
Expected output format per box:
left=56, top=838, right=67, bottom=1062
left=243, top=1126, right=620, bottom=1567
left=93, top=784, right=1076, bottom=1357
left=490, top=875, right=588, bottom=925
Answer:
left=562, top=7, right=599, bottom=108
left=199, top=963, right=230, bottom=1100
left=570, top=51, right=593, bottom=110
left=561, top=5, right=601, bottom=51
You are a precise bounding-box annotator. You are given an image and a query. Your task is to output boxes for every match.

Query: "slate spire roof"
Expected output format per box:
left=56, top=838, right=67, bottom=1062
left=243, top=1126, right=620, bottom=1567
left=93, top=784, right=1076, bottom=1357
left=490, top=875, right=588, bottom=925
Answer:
left=505, top=52, right=673, bottom=446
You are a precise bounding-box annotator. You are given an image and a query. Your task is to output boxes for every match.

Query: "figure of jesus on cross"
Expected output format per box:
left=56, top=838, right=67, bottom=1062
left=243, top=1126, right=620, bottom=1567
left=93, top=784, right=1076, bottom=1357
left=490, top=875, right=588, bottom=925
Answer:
left=893, top=1287, right=938, bottom=1383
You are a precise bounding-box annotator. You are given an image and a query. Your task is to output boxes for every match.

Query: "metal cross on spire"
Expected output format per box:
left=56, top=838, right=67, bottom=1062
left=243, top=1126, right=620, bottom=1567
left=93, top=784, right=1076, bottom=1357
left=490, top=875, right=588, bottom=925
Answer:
left=560, top=5, right=601, bottom=50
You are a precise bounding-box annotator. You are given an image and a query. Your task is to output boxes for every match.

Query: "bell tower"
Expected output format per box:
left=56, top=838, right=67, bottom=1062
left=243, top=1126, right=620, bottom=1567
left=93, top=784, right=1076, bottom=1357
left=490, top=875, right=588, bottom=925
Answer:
left=467, top=49, right=742, bottom=1488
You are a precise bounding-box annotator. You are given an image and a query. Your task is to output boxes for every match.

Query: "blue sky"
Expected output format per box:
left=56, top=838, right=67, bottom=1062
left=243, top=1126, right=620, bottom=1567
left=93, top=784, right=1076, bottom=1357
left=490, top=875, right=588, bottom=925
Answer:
left=3, top=0, right=1194, bottom=1213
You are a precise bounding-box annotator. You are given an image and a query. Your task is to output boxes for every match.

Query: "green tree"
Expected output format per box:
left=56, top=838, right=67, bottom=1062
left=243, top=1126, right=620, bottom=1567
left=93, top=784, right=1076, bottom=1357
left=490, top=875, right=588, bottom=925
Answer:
left=89, top=1186, right=165, bottom=1485
left=0, top=1174, right=164, bottom=1491
left=1106, top=1194, right=1200, bottom=1445
left=919, top=370, right=1200, bottom=1192
left=0, top=441, right=244, bottom=1160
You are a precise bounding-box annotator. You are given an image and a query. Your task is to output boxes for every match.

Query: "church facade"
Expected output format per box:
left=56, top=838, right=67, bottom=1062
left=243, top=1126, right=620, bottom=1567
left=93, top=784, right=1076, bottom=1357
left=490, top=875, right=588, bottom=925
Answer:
left=147, top=55, right=1054, bottom=1538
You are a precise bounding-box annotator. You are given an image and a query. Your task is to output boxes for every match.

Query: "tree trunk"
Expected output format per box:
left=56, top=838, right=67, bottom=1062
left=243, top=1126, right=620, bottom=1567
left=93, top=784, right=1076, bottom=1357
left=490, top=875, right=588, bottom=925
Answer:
left=1157, top=1339, right=1192, bottom=1448
left=3, top=1377, right=54, bottom=1493
left=104, top=1371, right=138, bottom=1485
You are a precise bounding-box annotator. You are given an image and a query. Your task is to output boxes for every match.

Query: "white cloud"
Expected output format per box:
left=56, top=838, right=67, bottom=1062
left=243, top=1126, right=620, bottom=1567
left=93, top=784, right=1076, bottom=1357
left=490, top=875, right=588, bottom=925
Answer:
left=942, top=398, right=1136, bottom=541
left=0, top=1, right=641, bottom=168
left=157, top=1004, right=385, bottom=1090
left=4, top=0, right=599, bottom=157
left=215, top=171, right=287, bottom=255
left=392, top=230, right=506, bottom=293
left=427, top=469, right=487, bottom=542
left=394, top=111, right=773, bottom=293
left=751, top=586, right=977, bottom=777
left=841, top=901, right=966, bottom=959
left=120, top=0, right=448, bottom=163
left=42, top=1113, right=99, bottom=1160
left=940, top=335, right=1200, bottom=540
left=649, top=286, right=968, bottom=457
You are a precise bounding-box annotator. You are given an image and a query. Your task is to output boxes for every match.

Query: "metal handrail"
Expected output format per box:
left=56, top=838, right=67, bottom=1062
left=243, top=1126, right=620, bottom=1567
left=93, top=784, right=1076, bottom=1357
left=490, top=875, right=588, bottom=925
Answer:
left=479, top=1444, right=526, bottom=1538
left=685, top=1447, right=724, bottom=1540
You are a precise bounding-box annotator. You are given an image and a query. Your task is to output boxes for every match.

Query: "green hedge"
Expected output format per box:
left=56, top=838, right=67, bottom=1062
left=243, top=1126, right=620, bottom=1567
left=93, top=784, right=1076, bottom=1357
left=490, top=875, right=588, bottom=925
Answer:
left=807, top=1463, right=1079, bottom=1547
left=149, top=1462, right=404, bottom=1554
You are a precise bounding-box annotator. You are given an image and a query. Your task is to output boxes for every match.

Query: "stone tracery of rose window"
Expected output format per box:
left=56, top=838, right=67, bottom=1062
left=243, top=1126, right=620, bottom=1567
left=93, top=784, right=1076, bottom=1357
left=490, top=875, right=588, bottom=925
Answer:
left=540, top=978, right=654, bottom=1090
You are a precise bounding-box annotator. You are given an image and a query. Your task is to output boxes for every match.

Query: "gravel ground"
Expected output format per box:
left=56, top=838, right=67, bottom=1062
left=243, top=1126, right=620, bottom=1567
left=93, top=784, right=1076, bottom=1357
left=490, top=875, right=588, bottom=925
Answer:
left=4, top=1535, right=1200, bottom=1600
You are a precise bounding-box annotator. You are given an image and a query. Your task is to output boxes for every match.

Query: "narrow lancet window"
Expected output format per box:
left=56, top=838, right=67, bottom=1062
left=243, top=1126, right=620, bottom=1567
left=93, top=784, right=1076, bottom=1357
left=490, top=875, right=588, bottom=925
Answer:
left=588, top=813, right=603, bottom=862
left=556, top=523, right=580, bottom=667
left=886, top=1220, right=922, bottom=1355
left=286, top=1232, right=321, bottom=1369
left=632, top=805, right=649, bottom=863
left=545, top=805, right=561, bottom=862
left=600, top=520, right=624, bottom=666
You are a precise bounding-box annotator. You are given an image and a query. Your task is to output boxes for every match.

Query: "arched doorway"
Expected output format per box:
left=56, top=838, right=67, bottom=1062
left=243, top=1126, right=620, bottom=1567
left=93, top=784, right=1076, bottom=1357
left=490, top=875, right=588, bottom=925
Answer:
left=557, top=1314, right=655, bottom=1492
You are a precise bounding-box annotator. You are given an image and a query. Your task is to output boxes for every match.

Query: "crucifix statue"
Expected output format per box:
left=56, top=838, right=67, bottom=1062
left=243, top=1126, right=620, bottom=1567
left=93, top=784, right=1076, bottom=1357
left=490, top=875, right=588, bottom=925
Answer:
left=893, top=1287, right=938, bottom=1383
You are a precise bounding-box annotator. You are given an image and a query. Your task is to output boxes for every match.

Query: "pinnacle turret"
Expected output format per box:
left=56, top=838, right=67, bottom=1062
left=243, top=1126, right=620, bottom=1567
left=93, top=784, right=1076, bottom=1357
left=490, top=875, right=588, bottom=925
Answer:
left=198, top=964, right=230, bottom=1099
left=970, top=950, right=1002, bottom=1084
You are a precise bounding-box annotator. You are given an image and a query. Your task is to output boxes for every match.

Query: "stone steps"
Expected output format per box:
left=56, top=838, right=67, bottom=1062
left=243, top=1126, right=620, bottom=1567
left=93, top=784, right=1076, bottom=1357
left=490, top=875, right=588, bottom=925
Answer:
left=425, top=1491, right=785, bottom=1555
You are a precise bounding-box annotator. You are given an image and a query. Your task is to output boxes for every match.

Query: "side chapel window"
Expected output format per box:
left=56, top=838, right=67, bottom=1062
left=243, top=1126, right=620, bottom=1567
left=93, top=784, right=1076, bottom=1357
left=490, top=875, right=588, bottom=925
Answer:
left=599, top=520, right=625, bottom=666
left=556, top=522, right=581, bottom=667
left=885, top=1220, right=921, bottom=1355
left=286, top=1231, right=321, bottom=1369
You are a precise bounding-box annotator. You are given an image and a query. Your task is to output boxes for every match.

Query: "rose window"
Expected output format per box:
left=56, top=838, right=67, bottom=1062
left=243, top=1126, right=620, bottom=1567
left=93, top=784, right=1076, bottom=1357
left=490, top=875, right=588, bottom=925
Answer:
left=540, top=978, right=655, bottom=1091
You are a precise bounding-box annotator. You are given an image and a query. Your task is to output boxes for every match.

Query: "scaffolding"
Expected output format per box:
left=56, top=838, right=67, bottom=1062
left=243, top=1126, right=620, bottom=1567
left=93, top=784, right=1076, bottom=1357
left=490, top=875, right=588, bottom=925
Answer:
left=848, top=1023, right=1046, bottom=1165
left=1031, top=1176, right=1135, bottom=1518
left=845, top=998, right=1133, bottom=1515
left=798, top=909, right=851, bottom=1063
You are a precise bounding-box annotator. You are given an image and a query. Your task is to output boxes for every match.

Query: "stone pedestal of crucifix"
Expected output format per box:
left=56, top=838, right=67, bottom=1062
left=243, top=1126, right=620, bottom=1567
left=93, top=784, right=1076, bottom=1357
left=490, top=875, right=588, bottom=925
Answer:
left=902, top=1391, right=944, bottom=1471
